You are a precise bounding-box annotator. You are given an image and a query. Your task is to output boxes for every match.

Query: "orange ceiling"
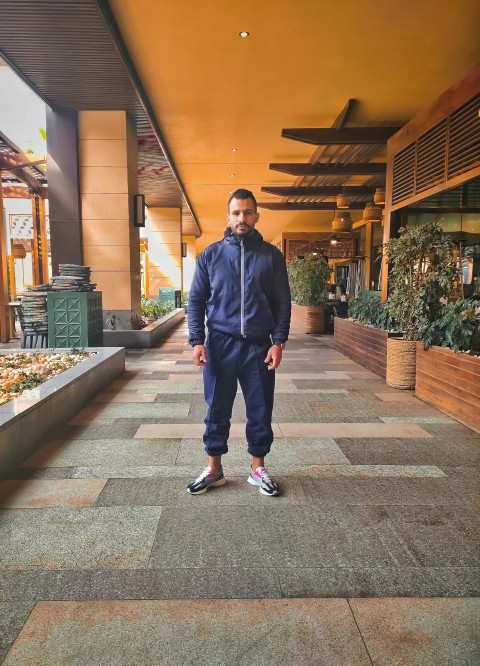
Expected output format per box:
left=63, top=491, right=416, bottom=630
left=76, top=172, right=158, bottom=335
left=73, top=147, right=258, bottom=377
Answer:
left=109, top=0, right=480, bottom=250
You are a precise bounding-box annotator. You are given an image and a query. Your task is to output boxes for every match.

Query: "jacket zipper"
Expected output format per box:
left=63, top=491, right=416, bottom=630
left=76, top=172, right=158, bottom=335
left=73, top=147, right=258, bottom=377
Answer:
left=240, top=238, right=245, bottom=336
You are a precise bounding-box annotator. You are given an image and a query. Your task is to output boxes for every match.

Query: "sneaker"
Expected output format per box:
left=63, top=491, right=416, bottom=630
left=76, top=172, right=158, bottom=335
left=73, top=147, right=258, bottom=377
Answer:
left=248, top=466, right=279, bottom=496
left=187, top=466, right=226, bottom=495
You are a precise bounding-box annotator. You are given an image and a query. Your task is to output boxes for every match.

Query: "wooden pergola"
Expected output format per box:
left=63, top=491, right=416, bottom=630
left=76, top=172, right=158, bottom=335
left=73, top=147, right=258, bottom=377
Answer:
left=0, top=130, right=47, bottom=342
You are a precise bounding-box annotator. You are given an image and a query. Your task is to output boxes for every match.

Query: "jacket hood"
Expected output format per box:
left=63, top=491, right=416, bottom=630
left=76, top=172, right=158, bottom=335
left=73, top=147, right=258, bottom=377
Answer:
left=223, top=227, right=264, bottom=245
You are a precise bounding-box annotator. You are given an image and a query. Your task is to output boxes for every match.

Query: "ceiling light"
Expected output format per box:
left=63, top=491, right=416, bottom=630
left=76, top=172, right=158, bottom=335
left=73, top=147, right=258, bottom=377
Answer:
left=337, top=194, right=350, bottom=209
left=332, top=211, right=352, bottom=233
left=374, top=188, right=385, bottom=205
left=232, top=148, right=238, bottom=152
left=239, top=31, right=250, bottom=38
left=330, top=234, right=338, bottom=245
left=363, top=202, right=382, bottom=221
left=230, top=173, right=235, bottom=177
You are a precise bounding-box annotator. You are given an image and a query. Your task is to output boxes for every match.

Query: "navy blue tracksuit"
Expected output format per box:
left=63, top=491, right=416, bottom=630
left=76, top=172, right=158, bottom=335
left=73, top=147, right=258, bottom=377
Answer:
left=188, top=228, right=291, bottom=457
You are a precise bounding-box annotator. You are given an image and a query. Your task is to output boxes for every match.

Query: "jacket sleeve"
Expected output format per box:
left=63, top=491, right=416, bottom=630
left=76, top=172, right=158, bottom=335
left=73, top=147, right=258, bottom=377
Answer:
left=270, top=249, right=292, bottom=343
left=187, top=252, right=211, bottom=346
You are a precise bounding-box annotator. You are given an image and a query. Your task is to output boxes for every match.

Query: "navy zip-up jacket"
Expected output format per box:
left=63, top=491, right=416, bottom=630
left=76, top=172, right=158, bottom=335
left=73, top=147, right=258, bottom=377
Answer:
left=188, top=228, right=291, bottom=346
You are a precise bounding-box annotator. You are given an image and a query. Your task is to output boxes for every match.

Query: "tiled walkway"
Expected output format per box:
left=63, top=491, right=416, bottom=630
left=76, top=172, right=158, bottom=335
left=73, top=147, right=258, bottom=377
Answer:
left=1, top=310, right=479, bottom=664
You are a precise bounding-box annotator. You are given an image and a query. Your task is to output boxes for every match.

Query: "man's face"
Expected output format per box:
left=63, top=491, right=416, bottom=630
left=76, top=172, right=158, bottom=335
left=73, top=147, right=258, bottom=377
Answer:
left=228, top=197, right=259, bottom=236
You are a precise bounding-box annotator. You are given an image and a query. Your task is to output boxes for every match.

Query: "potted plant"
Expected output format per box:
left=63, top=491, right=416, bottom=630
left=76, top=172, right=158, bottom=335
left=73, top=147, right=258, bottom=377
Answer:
left=287, top=254, right=332, bottom=333
left=382, top=221, right=458, bottom=389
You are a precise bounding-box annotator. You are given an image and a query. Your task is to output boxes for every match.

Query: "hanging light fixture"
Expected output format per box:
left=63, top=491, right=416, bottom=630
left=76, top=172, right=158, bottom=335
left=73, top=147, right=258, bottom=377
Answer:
left=374, top=187, right=385, bottom=205
left=330, top=234, right=338, bottom=245
left=363, top=202, right=382, bottom=222
left=336, top=191, right=350, bottom=209
left=332, top=210, right=353, bottom=233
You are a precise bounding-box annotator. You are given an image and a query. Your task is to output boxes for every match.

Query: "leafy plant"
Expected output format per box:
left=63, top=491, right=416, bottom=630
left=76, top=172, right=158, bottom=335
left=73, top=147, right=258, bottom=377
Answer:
left=423, top=299, right=480, bottom=353
left=287, top=255, right=332, bottom=306
left=141, top=298, right=175, bottom=321
left=382, top=222, right=458, bottom=341
left=347, top=290, right=394, bottom=330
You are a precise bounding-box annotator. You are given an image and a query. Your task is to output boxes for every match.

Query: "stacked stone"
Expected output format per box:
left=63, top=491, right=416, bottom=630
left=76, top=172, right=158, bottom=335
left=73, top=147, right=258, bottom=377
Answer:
left=19, top=285, right=50, bottom=335
left=51, top=264, right=96, bottom=292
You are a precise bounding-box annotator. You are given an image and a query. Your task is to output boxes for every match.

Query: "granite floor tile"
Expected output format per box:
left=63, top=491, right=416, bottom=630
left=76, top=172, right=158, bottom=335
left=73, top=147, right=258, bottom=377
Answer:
left=135, top=423, right=283, bottom=439
left=68, top=402, right=190, bottom=424
left=0, top=602, right=34, bottom=663
left=350, top=598, right=480, bottom=666
left=279, top=422, right=432, bottom=438
left=176, top=437, right=350, bottom=467
left=277, top=567, right=480, bottom=598
left=2, top=599, right=371, bottom=666
left=0, top=568, right=282, bottom=602
left=0, top=480, right=107, bottom=508
left=336, top=437, right=480, bottom=466
left=95, top=475, right=307, bottom=507
left=375, top=392, right=420, bottom=402
left=0, top=507, right=162, bottom=570
left=49, top=422, right=140, bottom=440
left=93, top=392, right=158, bottom=402
left=148, top=505, right=418, bottom=569
left=4, top=467, right=75, bottom=480
left=381, top=505, right=480, bottom=567
left=22, top=439, right=180, bottom=468
left=298, top=477, right=466, bottom=506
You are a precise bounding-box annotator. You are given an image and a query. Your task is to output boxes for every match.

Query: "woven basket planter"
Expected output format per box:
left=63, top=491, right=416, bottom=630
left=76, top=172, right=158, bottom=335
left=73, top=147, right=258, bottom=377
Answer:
left=305, top=305, right=325, bottom=334
left=386, top=338, right=417, bottom=389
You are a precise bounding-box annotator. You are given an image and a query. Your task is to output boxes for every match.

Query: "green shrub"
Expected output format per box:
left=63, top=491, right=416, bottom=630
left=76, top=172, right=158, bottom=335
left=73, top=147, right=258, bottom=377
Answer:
left=287, top=255, right=332, bottom=306
left=424, top=299, right=480, bottom=353
left=141, top=298, right=175, bottom=321
left=347, top=290, right=394, bottom=330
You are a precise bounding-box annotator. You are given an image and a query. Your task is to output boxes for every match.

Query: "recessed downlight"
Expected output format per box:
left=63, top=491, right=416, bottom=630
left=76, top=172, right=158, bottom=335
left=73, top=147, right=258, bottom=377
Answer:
left=231, top=147, right=238, bottom=152
left=239, top=31, right=250, bottom=38
left=230, top=173, right=235, bottom=177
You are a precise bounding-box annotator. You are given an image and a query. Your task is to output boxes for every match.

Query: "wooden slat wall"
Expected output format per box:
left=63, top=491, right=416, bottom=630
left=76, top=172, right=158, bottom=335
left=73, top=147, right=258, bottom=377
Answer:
left=334, top=318, right=392, bottom=377
left=416, top=345, right=480, bottom=433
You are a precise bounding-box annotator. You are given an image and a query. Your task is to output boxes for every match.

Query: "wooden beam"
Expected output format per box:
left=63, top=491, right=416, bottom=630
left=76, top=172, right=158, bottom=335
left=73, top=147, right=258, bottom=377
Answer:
left=261, top=185, right=375, bottom=197
left=332, top=99, right=356, bottom=130
left=2, top=185, right=48, bottom=199
left=281, top=127, right=402, bottom=145
left=270, top=163, right=387, bottom=176
left=0, top=154, right=46, bottom=171
left=258, top=202, right=366, bottom=211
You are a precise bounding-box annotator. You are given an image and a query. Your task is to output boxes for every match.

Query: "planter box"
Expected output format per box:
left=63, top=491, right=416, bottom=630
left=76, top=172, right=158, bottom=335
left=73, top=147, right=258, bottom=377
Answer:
left=416, top=344, right=480, bottom=433
left=47, top=292, right=103, bottom=347
left=103, top=308, right=185, bottom=349
left=334, top=317, right=400, bottom=378
left=0, top=347, right=125, bottom=476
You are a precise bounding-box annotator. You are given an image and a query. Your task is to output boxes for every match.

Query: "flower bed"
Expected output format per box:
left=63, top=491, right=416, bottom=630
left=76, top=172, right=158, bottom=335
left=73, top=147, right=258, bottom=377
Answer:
left=0, top=350, right=94, bottom=406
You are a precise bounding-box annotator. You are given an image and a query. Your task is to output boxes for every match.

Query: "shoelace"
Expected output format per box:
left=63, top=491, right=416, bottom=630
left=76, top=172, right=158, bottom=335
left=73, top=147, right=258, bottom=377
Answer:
left=256, top=467, right=272, bottom=483
left=194, top=466, right=215, bottom=484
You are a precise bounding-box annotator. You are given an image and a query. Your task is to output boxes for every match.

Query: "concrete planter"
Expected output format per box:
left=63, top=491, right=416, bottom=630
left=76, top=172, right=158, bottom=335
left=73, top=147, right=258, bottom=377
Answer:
left=416, top=344, right=480, bottom=433
left=0, top=347, right=125, bottom=476
left=103, top=308, right=185, bottom=349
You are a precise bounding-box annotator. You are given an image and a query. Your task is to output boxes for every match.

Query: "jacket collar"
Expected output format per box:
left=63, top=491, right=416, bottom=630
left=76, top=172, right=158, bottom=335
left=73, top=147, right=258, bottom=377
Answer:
left=223, top=227, right=263, bottom=246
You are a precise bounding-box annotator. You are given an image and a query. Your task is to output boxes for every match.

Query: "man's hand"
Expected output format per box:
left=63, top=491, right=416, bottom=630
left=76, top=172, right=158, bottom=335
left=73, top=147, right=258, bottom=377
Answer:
left=265, top=345, right=282, bottom=370
left=193, top=344, right=207, bottom=366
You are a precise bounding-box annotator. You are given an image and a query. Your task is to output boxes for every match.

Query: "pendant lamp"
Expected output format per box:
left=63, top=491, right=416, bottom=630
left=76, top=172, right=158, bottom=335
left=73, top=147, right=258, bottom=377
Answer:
left=332, top=211, right=353, bottom=233
left=363, top=202, right=382, bottom=221
left=336, top=194, right=350, bottom=209
left=374, top=188, right=385, bottom=205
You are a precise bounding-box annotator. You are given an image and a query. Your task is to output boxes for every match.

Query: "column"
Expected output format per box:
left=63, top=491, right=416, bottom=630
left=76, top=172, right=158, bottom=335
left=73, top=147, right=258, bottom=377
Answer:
left=182, top=234, right=197, bottom=294
left=78, top=111, right=141, bottom=329
left=0, top=186, right=10, bottom=342
left=146, top=207, right=182, bottom=297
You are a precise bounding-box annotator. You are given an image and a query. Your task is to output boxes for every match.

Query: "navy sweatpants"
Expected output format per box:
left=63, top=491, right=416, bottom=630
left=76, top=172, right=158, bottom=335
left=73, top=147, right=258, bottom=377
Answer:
left=202, top=330, right=275, bottom=457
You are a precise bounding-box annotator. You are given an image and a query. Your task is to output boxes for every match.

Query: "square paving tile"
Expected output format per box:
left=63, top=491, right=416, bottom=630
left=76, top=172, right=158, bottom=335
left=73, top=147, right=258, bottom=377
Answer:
left=0, top=507, right=162, bottom=570
left=279, top=422, right=432, bottom=438
left=68, top=402, right=190, bottom=424
left=1, top=599, right=371, bottom=666
left=350, top=598, right=480, bottom=666
left=93, top=392, right=158, bottom=403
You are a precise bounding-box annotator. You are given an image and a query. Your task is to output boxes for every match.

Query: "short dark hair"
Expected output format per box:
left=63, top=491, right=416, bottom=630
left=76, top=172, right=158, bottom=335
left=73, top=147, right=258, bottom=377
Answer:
left=227, top=188, right=257, bottom=212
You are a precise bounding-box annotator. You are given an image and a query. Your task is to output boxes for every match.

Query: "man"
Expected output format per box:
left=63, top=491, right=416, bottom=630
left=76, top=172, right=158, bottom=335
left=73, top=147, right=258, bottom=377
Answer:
left=187, top=188, right=291, bottom=496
